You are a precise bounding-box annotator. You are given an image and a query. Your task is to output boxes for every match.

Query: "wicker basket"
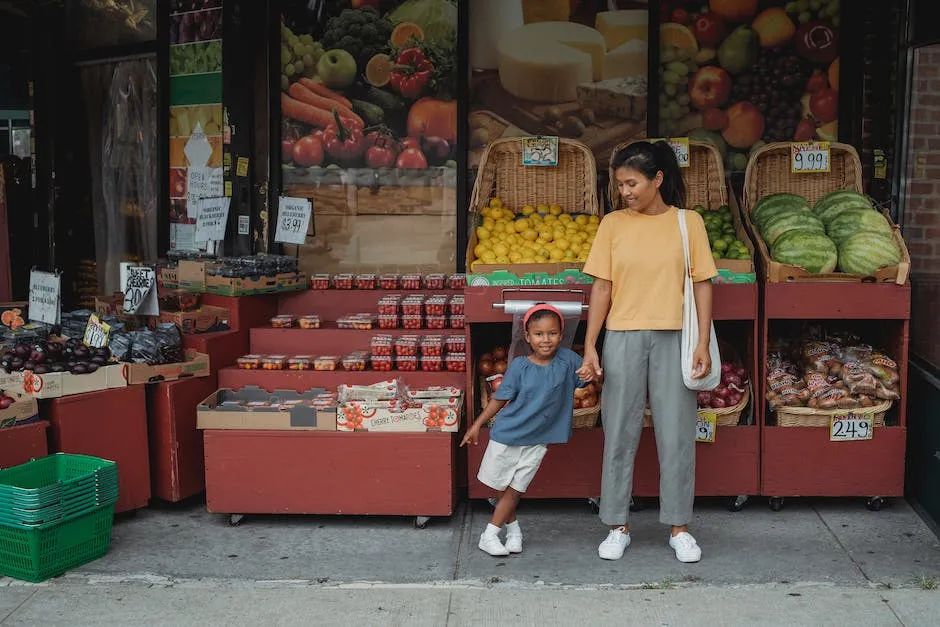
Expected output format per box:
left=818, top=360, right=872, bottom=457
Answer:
left=609, top=140, right=727, bottom=211
left=775, top=400, right=891, bottom=428
left=479, top=377, right=599, bottom=429
left=645, top=386, right=751, bottom=428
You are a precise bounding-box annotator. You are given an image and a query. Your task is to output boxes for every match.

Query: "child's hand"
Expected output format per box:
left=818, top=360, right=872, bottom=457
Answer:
left=578, top=349, right=602, bottom=382
left=460, top=425, right=481, bottom=447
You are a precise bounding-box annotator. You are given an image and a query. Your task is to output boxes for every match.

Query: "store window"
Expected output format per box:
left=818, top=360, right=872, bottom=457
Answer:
left=72, top=0, right=157, bottom=50
left=902, top=44, right=940, bottom=369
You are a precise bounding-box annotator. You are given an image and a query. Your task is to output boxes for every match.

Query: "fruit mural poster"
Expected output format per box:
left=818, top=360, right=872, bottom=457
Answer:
left=659, top=0, right=839, bottom=173
left=469, top=0, right=651, bottom=169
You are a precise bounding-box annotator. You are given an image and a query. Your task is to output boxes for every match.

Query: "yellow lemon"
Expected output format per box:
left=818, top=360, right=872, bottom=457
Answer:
left=537, top=204, right=549, bottom=214
left=476, top=226, right=491, bottom=240
left=493, top=243, right=509, bottom=256
left=521, top=256, right=536, bottom=264
left=537, top=228, right=553, bottom=240
left=482, top=217, right=495, bottom=229
left=589, top=215, right=600, bottom=224
left=586, top=223, right=599, bottom=233
left=549, top=204, right=563, bottom=216
left=569, top=242, right=582, bottom=254
left=504, top=221, right=516, bottom=235
left=554, top=238, right=570, bottom=251
left=564, top=250, right=576, bottom=261
left=496, top=255, right=511, bottom=264
left=521, top=205, right=535, bottom=216
left=543, top=215, right=558, bottom=225
left=549, top=248, right=565, bottom=261
left=481, top=250, right=497, bottom=263
left=473, top=244, right=489, bottom=258
left=514, top=218, right=530, bottom=232
left=577, top=252, right=589, bottom=262
left=490, top=197, right=503, bottom=209
left=489, top=207, right=503, bottom=220
left=522, top=229, right=538, bottom=241
left=559, top=213, right=572, bottom=223
left=575, top=214, right=589, bottom=226
left=509, top=251, right=523, bottom=263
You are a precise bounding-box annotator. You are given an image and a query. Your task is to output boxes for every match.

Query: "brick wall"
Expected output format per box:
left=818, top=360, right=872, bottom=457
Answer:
left=903, top=45, right=940, bottom=366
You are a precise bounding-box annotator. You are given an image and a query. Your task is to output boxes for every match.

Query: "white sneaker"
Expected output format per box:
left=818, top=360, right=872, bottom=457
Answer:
left=598, top=526, right=631, bottom=560
left=669, top=532, right=702, bottom=563
left=505, top=521, right=523, bottom=554
left=479, top=525, right=509, bottom=557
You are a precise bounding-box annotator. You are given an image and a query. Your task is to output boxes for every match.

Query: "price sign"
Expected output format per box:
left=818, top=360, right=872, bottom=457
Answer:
left=829, top=413, right=874, bottom=442
left=666, top=137, right=690, bottom=168
left=522, top=136, right=559, bottom=167
left=791, top=141, right=831, bottom=173
left=122, top=267, right=159, bottom=316
left=187, top=167, right=223, bottom=205
left=83, top=314, right=111, bottom=348
left=696, top=411, right=717, bottom=443
left=194, top=197, right=231, bottom=243
left=275, top=197, right=313, bottom=245
left=28, top=270, right=61, bottom=325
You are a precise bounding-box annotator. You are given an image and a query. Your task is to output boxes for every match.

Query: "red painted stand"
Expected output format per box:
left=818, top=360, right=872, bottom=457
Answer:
left=0, top=421, right=48, bottom=469
left=760, top=282, right=911, bottom=503
left=146, top=375, right=218, bottom=502
left=44, top=386, right=151, bottom=513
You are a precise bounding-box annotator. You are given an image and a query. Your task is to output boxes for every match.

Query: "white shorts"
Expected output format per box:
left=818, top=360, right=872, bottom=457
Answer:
left=477, top=440, right=548, bottom=493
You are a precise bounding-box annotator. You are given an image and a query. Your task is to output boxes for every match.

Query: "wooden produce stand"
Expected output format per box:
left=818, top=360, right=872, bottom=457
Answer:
left=743, top=143, right=911, bottom=511
left=209, top=287, right=467, bottom=527
left=0, top=421, right=48, bottom=469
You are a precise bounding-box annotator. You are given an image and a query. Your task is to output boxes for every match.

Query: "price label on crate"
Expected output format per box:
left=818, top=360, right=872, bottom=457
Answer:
left=696, top=411, right=717, bottom=443
left=83, top=314, right=110, bottom=348
left=648, top=137, right=690, bottom=168
left=275, top=196, right=313, bottom=245
left=522, top=136, right=559, bottom=167
left=829, top=412, right=874, bottom=442
left=791, top=141, right=831, bottom=173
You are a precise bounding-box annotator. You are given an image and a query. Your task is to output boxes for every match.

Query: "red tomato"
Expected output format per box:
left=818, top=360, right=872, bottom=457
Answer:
left=281, top=139, right=295, bottom=163
left=292, top=135, right=324, bottom=167
left=397, top=148, right=428, bottom=169
left=399, top=137, right=421, bottom=153
left=366, top=145, right=397, bottom=168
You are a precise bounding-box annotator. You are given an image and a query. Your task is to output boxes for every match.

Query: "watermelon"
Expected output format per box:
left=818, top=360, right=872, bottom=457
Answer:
left=752, top=193, right=809, bottom=229
left=838, top=232, right=902, bottom=276
left=813, top=190, right=873, bottom=225
left=760, top=209, right=825, bottom=247
left=826, top=209, right=893, bottom=246
left=771, top=230, right=838, bottom=273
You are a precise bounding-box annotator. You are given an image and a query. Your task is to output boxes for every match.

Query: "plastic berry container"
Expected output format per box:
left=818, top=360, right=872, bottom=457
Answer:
left=311, top=274, right=331, bottom=290
left=448, top=295, right=465, bottom=316
left=332, top=274, right=354, bottom=290
left=371, top=355, right=393, bottom=372
left=401, top=273, right=422, bottom=290
left=421, top=355, right=443, bottom=372
left=445, top=334, right=466, bottom=354
left=355, top=273, right=376, bottom=290
left=426, top=315, right=446, bottom=330
left=377, top=296, right=400, bottom=315
left=261, top=355, right=288, bottom=370
left=338, top=314, right=375, bottom=330
left=341, top=353, right=367, bottom=371
left=396, top=355, right=418, bottom=372
left=446, top=353, right=468, bottom=372
left=287, top=355, right=313, bottom=371
left=423, top=273, right=446, bottom=290
left=424, top=296, right=447, bottom=317
left=401, top=297, right=424, bottom=316
left=449, top=314, right=465, bottom=330
left=378, top=314, right=399, bottom=329
left=447, top=274, right=467, bottom=290
left=395, top=336, right=419, bottom=357
left=297, top=315, right=321, bottom=329
left=237, top=354, right=262, bottom=370
left=370, top=334, right=393, bottom=357
left=420, top=336, right=444, bottom=357
left=270, top=315, right=295, bottom=328
left=402, top=314, right=424, bottom=330
left=312, top=355, right=339, bottom=371
left=379, top=274, right=400, bottom=290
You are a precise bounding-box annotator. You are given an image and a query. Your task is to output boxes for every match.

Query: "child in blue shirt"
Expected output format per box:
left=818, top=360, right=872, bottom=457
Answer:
left=461, top=304, right=594, bottom=556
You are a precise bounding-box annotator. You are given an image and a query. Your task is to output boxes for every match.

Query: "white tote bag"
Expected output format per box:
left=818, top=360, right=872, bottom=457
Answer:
left=678, top=210, right=721, bottom=391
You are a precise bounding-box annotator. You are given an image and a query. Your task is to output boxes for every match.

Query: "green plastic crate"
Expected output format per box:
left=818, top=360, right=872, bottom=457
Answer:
left=0, top=503, right=114, bottom=582
left=0, top=454, right=118, bottom=508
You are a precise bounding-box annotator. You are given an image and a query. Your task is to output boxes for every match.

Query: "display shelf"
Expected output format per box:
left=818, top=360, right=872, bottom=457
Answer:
left=204, top=430, right=456, bottom=517
left=251, top=326, right=467, bottom=355
left=763, top=283, right=912, bottom=320
left=201, top=294, right=279, bottom=333
left=279, top=289, right=462, bottom=321
left=0, top=421, right=48, bottom=469
left=218, top=366, right=466, bottom=392
left=184, top=329, right=250, bottom=376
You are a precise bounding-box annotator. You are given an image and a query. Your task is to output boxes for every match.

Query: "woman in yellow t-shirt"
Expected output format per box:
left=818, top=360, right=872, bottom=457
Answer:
left=577, top=141, right=717, bottom=564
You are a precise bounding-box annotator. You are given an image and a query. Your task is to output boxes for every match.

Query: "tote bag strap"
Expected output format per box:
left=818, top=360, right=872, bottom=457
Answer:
left=677, top=209, right=693, bottom=280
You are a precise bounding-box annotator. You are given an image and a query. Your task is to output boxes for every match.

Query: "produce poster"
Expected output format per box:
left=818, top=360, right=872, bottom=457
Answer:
left=469, top=0, right=651, bottom=170
left=658, top=0, right=840, bottom=173
left=279, top=0, right=458, bottom=273
left=168, top=0, right=225, bottom=252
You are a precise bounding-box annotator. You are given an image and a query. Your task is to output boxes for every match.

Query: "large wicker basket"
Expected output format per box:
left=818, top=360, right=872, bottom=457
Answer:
left=479, top=377, right=599, bottom=429
left=775, top=400, right=891, bottom=428
left=741, top=142, right=910, bottom=284
left=645, top=386, right=751, bottom=429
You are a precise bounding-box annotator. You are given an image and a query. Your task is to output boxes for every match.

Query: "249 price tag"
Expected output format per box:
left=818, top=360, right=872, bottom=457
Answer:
left=791, top=141, right=831, bottom=173
left=829, top=413, right=874, bottom=442
left=696, top=411, right=717, bottom=444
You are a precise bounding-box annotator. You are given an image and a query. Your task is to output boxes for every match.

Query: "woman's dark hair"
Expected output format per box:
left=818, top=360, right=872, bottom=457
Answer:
left=611, top=141, right=686, bottom=209
left=525, top=307, right=562, bottom=331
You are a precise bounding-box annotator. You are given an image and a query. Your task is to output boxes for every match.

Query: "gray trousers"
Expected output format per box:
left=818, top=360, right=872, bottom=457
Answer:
left=599, top=330, right=697, bottom=527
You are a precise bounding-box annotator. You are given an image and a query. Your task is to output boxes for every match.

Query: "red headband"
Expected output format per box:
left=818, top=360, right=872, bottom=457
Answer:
left=523, top=304, right=565, bottom=331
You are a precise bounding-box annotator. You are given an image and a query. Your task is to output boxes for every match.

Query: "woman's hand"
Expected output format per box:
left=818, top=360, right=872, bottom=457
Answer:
left=460, top=424, right=481, bottom=447
left=691, top=342, right=711, bottom=379
left=578, top=347, right=603, bottom=382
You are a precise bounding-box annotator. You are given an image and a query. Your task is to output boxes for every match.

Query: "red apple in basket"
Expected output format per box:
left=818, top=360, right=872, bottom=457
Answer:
left=689, top=66, right=732, bottom=111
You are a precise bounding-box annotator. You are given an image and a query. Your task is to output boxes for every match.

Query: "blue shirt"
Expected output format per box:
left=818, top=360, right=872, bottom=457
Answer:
left=490, top=348, right=583, bottom=446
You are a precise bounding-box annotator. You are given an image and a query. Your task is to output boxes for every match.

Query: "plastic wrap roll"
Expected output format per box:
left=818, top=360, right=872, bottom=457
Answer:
left=504, top=300, right=583, bottom=362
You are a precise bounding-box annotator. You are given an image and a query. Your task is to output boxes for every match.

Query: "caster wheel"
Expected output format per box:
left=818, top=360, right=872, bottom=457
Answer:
left=588, top=497, right=600, bottom=514
left=769, top=497, right=784, bottom=512
left=629, top=497, right=645, bottom=512
left=728, top=495, right=748, bottom=512
left=229, top=514, right=245, bottom=527
left=414, top=516, right=430, bottom=529
left=866, top=497, right=885, bottom=511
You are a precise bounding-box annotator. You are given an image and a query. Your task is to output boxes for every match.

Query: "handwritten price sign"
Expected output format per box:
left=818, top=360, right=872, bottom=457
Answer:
left=122, top=267, right=158, bottom=316
left=696, top=411, right=717, bottom=443
left=275, top=197, right=313, bottom=245
left=791, top=142, right=831, bottom=173
left=829, top=412, right=874, bottom=442
left=83, top=314, right=111, bottom=348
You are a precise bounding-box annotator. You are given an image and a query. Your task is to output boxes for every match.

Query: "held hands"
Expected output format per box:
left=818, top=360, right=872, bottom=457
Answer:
left=460, top=424, right=481, bottom=447
left=577, top=348, right=603, bottom=383
left=691, top=342, right=711, bottom=379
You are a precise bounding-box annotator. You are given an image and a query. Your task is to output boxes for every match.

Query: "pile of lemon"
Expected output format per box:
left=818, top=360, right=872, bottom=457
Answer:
left=471, top=197, right=600, bottom=270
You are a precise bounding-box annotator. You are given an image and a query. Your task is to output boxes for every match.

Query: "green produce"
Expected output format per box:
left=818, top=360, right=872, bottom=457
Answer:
left=717, top=26, right=759, bottom=75
left=280, top=25, right=323, bottom=91
left=771, top=230, right=838, bottom=273
left=170, top=40, right=222, bottom=76
left=761, top=209, right=825, bottom=247
left=355, top=85, right=406, bottom=115
left=813, top=189, right=874, bottom=225
left=388, top=0, right=458, bottom=45
left=350, top=99, right=384, bottom=126
left=751, top=193, right=809, bottom=230
left=826, top=209, right=894, bottom=246
left=837, top=232, right=902, bottom=276
left=698, top=204, right=751, bottom=260
left=316, top=49, right=358, bottom=89
left=321, top=8, right=394, bottom=71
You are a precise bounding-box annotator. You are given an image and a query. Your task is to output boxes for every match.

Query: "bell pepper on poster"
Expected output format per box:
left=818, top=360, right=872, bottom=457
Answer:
left=390, top=47, right=434, bottom=99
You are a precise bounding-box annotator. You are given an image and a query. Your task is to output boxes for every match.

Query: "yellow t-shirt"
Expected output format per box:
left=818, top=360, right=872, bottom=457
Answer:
left=582, top=206, right=717, bottom=331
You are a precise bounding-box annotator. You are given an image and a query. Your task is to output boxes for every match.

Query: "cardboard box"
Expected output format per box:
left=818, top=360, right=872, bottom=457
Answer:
left=159, top=266, right=179, bottom=289
left=158, top=305, right=229, bottom=334
left=0, top=389, right=39, bottom=429
left=197, top=386, right=336, bottom=431
left=177, top=260, right=206, bottom=292
left=22, top=364, right=127, bottom=399
left=123, top=350, right=210, bottom=385
left=337, top=395, right=463, bottom=432
left=205, top=271, right=306, bottom=296
left=468, top=268, right=594, bottom=287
